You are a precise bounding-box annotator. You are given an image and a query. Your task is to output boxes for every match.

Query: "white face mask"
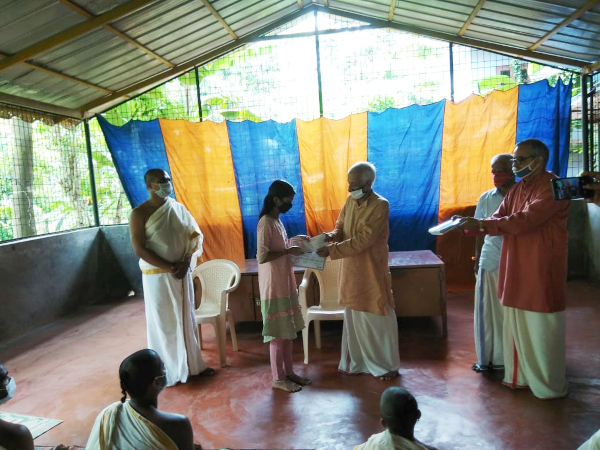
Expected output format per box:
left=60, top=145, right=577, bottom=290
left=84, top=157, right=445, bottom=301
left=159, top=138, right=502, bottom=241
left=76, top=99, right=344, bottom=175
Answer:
left=0, top=377, right=16, bottom=405
left=154, top=181, right=173, bottom=198
left=350, top=188, right=366, bottom=200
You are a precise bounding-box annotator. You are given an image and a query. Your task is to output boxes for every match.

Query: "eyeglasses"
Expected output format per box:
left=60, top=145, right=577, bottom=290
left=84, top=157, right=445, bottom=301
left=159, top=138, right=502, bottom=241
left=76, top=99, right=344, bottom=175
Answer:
left=510, top=155, right=536, bottom=164
left=155, top=374, right=166, bottom=382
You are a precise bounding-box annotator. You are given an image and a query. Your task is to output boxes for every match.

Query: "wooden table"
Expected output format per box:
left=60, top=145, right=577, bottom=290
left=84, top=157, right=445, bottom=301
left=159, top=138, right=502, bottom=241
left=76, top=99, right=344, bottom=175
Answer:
left=388, top=250, right=447, bottom=337
left=223, top=250, right=447, bottom=336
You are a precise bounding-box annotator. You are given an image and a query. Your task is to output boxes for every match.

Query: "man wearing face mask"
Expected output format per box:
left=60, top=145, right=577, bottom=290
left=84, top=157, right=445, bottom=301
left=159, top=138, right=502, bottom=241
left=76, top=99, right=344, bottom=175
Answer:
left=471, top=154, right=515, bottom=373
left=129, top=169, right=214, bottom=387
left=317, top=162, right=400, bottom=381
left=0, top=364, right=74, bottom=450
left=0, top=363, right=32, bottom=450
left=458, top=139, right=570, bottom=399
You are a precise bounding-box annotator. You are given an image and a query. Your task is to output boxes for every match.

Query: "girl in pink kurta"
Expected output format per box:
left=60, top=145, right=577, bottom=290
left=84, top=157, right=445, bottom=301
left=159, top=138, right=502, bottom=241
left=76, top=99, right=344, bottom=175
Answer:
left=257, top=180, right=310, bottom=393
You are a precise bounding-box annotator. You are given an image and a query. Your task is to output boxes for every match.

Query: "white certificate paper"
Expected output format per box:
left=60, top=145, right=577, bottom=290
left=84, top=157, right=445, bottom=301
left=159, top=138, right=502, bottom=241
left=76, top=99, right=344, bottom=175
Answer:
left=289, top=235, right=327, bottom=270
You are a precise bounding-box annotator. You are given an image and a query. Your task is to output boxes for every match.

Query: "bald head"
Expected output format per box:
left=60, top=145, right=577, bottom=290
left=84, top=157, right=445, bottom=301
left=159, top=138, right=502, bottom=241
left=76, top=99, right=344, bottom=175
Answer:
left=380, top=387, right=421, bottom=435
left=491, top=153, right=513, bottom=173
left=144, top=168, right=169, bottom=185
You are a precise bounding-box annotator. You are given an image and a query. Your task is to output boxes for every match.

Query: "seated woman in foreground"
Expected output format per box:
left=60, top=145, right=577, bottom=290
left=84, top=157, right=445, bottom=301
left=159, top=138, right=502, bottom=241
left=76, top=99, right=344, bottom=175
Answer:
left=86, top=349, right=200, bottom=450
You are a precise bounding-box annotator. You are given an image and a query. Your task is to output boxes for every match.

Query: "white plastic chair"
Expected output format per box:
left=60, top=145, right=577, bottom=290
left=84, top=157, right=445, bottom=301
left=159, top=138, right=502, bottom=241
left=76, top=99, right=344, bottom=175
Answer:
left=298, top=258, right=344, bottom=364
left=192, top=259, right=241, bottom=367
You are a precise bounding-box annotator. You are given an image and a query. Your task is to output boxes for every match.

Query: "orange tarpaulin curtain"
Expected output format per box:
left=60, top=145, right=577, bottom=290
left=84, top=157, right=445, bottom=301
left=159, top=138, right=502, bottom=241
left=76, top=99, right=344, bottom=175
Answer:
left=296, top=113, right=367, bottom=236
left=438, top=88, right=518, bottom=290
left=159, top=119, right=245, bottom=262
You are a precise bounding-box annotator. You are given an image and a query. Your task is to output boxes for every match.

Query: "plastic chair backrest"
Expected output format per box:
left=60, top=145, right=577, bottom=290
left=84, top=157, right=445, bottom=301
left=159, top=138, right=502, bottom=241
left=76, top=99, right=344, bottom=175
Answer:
left=193, top=259, right=241, bottom=309
left=317, top=258, right=342, bottom=311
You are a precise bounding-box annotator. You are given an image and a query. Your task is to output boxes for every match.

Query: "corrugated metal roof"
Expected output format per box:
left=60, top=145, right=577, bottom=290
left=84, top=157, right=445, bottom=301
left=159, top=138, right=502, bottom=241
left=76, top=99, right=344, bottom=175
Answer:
left=0, top=0, right=599, bottom=119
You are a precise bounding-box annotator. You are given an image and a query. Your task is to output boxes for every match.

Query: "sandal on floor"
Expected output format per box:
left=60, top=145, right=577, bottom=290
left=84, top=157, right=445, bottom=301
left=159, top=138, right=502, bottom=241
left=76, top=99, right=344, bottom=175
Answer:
left=471, top=363, right=489, bottom=372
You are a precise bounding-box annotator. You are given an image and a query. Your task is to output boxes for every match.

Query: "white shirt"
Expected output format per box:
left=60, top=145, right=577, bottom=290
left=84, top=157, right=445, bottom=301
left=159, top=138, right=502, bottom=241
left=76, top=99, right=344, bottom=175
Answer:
left=474, top=188, right=504, bottom=272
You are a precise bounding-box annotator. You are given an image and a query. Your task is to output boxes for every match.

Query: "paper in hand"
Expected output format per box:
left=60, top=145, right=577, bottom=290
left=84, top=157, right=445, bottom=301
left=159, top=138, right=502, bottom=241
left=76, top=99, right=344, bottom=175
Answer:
left=289, top=234, right=327, bottom=270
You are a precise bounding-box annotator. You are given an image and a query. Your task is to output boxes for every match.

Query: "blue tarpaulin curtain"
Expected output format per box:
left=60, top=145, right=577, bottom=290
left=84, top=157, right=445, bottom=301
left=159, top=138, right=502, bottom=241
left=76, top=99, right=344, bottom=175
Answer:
left=516, top=80, right=572, bottom=177
left=97, top=115, right=173, bottom=207
left=227, top=120, right=307, bottom=259
left=367, top=101, right=445, bottom=251
left=98, top=79, right=573, bottom=271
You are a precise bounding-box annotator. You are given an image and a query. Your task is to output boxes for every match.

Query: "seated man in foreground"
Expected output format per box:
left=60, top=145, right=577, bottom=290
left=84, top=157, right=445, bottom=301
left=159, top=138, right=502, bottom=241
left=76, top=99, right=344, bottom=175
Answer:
left=356, top=386, right=437, bottom=450
left=86, top=349, right=199, bottom=450
left=0, top=363, right=72, bottom=450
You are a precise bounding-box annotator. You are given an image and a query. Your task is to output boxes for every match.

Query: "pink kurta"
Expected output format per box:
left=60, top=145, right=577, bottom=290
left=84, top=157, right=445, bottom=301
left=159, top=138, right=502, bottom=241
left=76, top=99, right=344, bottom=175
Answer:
left=328, top=192, right=394, bottom=316
left=485, top=171, right=569, bottom=313
left=257, top=215, right=304, bottom=342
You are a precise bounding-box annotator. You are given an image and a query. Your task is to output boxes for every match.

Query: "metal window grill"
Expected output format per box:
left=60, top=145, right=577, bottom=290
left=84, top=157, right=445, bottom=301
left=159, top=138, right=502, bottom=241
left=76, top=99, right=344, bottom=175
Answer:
left=0, top=18, right=591, bottom=243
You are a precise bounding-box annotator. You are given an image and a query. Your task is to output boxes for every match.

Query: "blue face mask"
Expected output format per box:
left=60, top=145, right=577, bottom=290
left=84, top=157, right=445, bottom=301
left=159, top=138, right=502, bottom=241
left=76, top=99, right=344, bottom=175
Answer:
left=513, top=159, right=537, bottom=179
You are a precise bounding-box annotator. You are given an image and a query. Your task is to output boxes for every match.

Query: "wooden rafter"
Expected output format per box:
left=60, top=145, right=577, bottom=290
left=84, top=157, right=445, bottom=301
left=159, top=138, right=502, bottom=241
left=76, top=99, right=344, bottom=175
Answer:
left=0, top=92, right=84, bottom=119
left=529, top=0, right=600, bottom=51
left=200, top=0, right=238, bottom=40
left=0, top=0, right=157, bottom=72
left=458, top=0, right=486, bottom=36
left=582, top=58, right=600, bottom=75
left=58, top=0, right=174, bottom=68
left=0, top=51, right=114, bottom=94
left=388, top=0, right=396, bottom=21
left=327, top=6, right=587, bottom=69
left=80, top=6, right=312, bottom=115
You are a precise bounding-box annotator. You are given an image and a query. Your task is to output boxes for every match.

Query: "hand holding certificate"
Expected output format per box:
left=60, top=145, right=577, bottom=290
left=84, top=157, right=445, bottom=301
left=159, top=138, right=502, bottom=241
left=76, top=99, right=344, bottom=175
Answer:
left=428, top=217, right=467, bottom=235
left=289, top=234, right=327, bottom=270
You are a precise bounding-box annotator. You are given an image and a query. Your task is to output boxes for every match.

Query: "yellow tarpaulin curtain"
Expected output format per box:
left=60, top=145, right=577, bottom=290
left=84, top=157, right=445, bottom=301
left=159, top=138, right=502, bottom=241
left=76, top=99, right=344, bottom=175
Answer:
left=439, top=88, right=518, bottom=215
left=159, top=119, right=245, bottom=262
left=438, top=88, right=518, bottom=289
left=296, top=113, right=368, bottom=236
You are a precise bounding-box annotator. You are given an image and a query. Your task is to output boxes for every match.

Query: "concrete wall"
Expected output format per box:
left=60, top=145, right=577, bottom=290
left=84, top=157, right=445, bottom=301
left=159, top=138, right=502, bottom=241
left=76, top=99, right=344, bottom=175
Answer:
left=0, top=228, right=103, bottom=341
left=0, top=227, right=136, bottom=342
left=99, top=225, right=141, bottom=295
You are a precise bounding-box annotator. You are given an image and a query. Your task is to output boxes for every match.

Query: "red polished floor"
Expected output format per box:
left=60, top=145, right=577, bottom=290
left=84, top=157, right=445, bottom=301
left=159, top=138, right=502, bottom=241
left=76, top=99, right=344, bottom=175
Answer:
left=1, top=280, right=599, bottom=450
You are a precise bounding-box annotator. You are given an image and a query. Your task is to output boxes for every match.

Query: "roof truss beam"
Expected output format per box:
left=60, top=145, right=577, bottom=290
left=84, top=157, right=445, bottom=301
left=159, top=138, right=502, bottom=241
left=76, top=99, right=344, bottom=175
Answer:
left=0, top=92, right=84, bottom=119
left=388, top=0, right=396, bottom=21
left=80, top=5, right=313, bottom=115
left=199, top=0, right=238, bottom=40
left=58, top=0, right=174, bottom=67
left=324, top=6, right=586, bottom=69
left=0, top=0, right=158, bottom=72
left=0, top=51, right=114, bottom=94
left=529, top=0, right=600, bottom=51
left=458, top=0, right=486, bottom=36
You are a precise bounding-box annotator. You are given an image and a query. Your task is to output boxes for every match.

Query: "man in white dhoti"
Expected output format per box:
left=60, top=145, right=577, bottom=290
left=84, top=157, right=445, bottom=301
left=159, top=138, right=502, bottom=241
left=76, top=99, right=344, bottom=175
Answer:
left=317, top=162, right=400, bottom=380
left=472, top=154, right=515, bottom=372
left=86, top=349, right=199, bottom=450
left=130, top=169, right=214, bottom=386
left=355, top=387, right=437, bottom=450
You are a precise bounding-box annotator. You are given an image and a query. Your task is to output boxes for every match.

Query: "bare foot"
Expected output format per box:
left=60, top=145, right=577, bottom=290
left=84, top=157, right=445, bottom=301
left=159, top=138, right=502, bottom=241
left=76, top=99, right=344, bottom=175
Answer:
left=287, top=373, right=311, bottom=386
left=378, top=371, right=399, bottom=381
left=272, top=379, right=302, bottom=392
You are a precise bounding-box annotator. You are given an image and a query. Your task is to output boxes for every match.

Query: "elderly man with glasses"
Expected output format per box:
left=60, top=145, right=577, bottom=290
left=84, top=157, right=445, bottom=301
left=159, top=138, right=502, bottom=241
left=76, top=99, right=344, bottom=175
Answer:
left=456, top=139, right=570, bottom=399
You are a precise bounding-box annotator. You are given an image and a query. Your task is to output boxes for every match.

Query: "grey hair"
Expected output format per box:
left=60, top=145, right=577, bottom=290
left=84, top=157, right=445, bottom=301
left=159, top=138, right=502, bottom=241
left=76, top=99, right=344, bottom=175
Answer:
left=517, top=139, right=549, bottom=164
left=348, top=161, right=376, bottom=184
